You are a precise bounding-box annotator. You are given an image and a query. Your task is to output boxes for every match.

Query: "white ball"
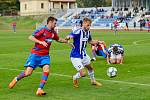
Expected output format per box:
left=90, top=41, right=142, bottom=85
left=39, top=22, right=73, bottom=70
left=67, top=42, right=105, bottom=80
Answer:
left=107, top=67, right=117, bottom=77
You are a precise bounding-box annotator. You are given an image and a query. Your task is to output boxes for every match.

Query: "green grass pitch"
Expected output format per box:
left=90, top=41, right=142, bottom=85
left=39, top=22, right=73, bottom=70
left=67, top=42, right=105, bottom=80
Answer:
left=0, top=17, right=150, bottom=100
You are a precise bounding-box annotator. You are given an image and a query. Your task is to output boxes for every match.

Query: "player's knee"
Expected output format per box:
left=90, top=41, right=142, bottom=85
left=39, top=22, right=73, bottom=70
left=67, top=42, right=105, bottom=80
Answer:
left=116, top=59, right=121, bottom=64
left=43, top=65, right=50, bottom=72
left=110, top=59, right=116, bottom=64
left=79, top=70, right=86, bottom=77
left=87, top=67, right=93, bottom=71
left=24, top=71, right=32, bottom=76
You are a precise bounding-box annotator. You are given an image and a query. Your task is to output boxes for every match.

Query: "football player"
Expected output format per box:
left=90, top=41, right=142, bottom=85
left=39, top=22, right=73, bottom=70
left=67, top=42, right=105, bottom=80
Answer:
left=107, top=44, right=124, bottom=64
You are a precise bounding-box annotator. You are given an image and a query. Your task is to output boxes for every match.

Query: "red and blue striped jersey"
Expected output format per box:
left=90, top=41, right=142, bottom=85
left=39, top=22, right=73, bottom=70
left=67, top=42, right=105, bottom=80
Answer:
left=97, top=43, right=107, bottom=50
left=31, top=26, right=59, bottom=56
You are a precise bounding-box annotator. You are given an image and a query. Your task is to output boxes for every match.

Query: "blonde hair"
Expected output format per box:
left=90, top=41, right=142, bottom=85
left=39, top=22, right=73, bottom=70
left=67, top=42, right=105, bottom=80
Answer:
left=83, top=18, right=92, bottom=24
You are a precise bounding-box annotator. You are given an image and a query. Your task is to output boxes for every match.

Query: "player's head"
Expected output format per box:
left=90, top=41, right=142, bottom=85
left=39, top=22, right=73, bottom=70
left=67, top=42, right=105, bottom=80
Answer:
left=47, top=16, right=57, bottom=29
left=113, top=46, right=118, bottom=53
left=82, top=18, right=92, bottom=31
left=73, top=15, right=77, bottom=19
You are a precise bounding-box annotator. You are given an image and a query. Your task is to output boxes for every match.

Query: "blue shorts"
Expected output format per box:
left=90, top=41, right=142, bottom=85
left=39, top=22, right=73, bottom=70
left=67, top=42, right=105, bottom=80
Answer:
left=96, top=49, right=108, bottom=58
left=24, top=53, right=50, bottom=69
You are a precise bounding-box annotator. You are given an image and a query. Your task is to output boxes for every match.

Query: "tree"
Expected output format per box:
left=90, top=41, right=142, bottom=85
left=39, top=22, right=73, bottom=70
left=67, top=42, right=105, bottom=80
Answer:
left=0, top=0, right=19, bottom=16
left=77, top=0, right=111, bottom=7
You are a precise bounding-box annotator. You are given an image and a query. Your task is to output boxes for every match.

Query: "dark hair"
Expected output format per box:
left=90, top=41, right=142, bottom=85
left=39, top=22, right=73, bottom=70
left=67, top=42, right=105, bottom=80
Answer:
left=47, top=16, right=57, bottom=24
left=113, top=46, right=118, bottom=53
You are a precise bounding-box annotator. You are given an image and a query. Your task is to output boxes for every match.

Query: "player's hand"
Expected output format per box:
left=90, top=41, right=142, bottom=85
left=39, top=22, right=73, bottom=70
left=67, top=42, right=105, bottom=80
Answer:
left=107, top=63, right=110, bottom=65
left=106, top=52, right=109, bottom=56
left=68, top=41, right=75, bottom=48
left=39, top=41, right=48, bottom=47
left=69, top=43, right=75, bottom=48
left=65, top=36, right=70, bottom=40
left=98, top=41, right=104, bottom=44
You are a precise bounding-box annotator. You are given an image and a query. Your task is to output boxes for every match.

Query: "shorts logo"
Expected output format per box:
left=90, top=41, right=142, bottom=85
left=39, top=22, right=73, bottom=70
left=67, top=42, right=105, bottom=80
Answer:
left=27, top=62, right=31, bottom=65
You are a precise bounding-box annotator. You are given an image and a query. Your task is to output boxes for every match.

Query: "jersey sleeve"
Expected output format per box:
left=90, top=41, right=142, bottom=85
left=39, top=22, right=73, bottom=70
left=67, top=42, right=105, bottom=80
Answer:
left=32, top=28, right=45, bottom=38
left=69, top=29, right=80, bottom=38
left=53, top=31, right=59, bottom=41
left=118, top=47, right=124, bottom=55
left=108, top=47, right=112, bottom=53
left=88, top=32, right=92, bottom=42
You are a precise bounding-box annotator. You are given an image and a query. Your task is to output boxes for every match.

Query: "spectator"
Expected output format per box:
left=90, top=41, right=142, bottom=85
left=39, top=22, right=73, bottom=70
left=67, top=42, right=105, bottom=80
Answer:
left=11, top=21, right=16, bottom=32
left=147, top=19, right=150, bottom=32
left=133, top=21, right=136, bottom=30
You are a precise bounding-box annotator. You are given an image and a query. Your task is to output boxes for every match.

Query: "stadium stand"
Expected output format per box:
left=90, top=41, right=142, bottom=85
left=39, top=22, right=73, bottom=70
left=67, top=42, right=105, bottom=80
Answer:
left=43, top=6, right=149, bottom=29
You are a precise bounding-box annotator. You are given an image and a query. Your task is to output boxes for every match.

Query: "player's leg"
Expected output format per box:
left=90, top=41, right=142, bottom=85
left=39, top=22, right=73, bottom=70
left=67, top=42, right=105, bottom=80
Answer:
left=116, top=54, right=122, bottom=64
left=85, top=64, right=102, bottom=86
left=36, top=55, right=50, bottom=96
left=83, top=55, right=102, bottom=86
left=110, top=58, right=116, bottom=64
left=8, top=54, right=37, bottom=89
left=91, top=46, right=97, bottom=61
left=14, top=26, right=16, bottom=32
left=109, top=54, right=117, bottom=64
left=99, top=50, right=107, bottom=58
left=148, top=27, right=150, bottom=32
left=114, top=26, right=117, bottom=35
left=36, top=65, right=49, bottom=96
left=71, top=57, right=86, bottom=88
left=9, top=67, right=34, bottom=89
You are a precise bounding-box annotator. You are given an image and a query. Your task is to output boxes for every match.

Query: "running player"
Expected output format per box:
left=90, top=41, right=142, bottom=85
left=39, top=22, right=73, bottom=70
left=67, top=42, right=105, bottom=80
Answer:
left=65, top=18, right=102, bottom=88
left=8, top=16, right=69, bottom=96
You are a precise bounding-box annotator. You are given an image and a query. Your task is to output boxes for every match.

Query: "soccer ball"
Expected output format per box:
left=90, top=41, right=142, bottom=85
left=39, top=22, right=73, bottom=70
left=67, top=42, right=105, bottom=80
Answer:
left=107, top=67, right=117, bottom=77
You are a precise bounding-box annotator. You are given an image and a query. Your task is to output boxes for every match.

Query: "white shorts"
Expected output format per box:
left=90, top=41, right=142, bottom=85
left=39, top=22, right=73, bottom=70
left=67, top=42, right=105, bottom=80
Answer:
left=71, top=55, right=91, bottom=71
left=110, top=53, right=122, bottom=59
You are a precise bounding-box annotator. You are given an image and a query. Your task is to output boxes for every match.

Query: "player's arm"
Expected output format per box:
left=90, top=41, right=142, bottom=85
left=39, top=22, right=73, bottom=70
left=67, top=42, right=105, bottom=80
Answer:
left=107, top=55, right=111, bottom=64
left=65, top=35, right=74, bottom=40
left=88, top=34, right=99, bottom=45
left=119, top=48, right=124, bottom=64
left=100, top=43, right=109, bottom=55
left=56, top=38, right=68, bottom=43
left=120, top=56, right=123, bottom=64
left=54, top=35, right=74, bottom=47
left=120, top=52, right=124, bottom=64
left=88, top=39, right=99, bottom=45
left=101, top=44, right=106, bottom=52
left=29, top=28, right=48, bottom=47
left=28, top=35, right=48, bottom=47
left=107, top=49, right=111, bottom=64
left=65, top=35, right=75, bottom=48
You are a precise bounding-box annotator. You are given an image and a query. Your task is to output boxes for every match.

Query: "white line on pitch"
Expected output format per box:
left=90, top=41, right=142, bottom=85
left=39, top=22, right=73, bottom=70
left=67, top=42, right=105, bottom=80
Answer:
left=132, top=38, right=150, bottom=45
left=1, top=67, right=150, bottom=87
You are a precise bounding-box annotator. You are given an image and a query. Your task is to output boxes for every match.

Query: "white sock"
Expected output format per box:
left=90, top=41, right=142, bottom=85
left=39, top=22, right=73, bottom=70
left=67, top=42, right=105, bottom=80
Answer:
left=73, top=72, right=81, bottom=80
left=88, top=70, right=95, bottom=81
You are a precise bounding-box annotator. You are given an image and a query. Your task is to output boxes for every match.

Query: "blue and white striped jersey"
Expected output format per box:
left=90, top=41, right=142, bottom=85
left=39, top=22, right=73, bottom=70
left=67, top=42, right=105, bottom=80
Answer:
left=71, top=19, right=81, bottom=32
left=108, top=44, right=124, bottom=55
left=70, top=28, right=92, bottom=58
left=71, top=18, right=78, bottom=27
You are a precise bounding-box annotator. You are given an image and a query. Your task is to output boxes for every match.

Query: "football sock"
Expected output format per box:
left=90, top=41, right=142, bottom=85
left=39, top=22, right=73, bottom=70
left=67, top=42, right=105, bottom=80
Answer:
left=73, top=72, right=81, bottom=80
left=39, top=72, right=49, bottom=89
left=16, top=72, right=26, bottom=81
left=88, top=70, right=95, bottom=81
